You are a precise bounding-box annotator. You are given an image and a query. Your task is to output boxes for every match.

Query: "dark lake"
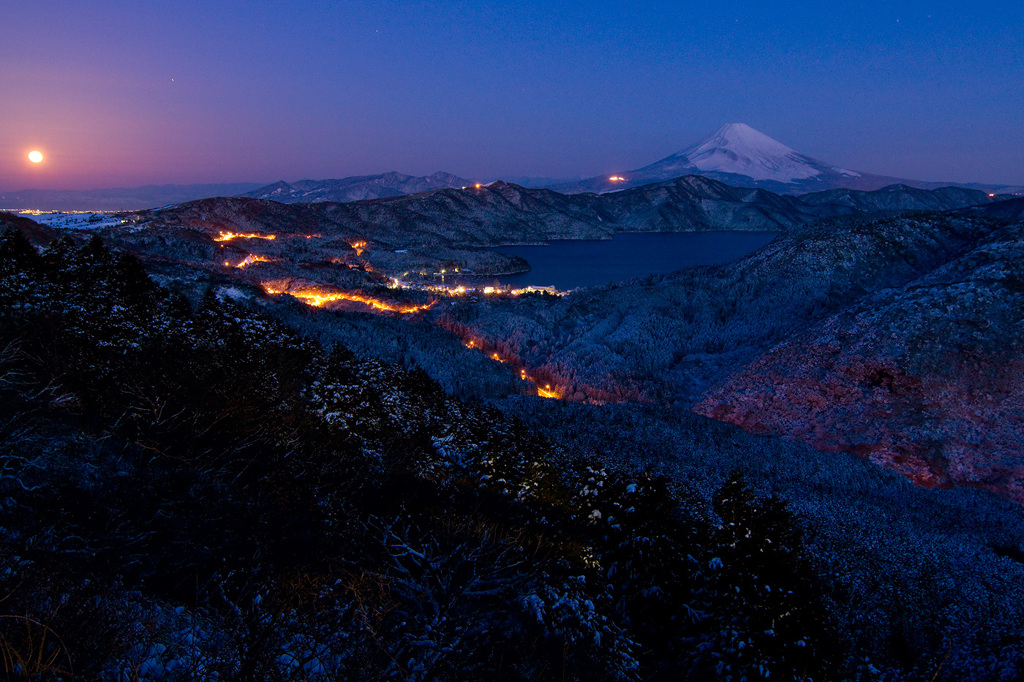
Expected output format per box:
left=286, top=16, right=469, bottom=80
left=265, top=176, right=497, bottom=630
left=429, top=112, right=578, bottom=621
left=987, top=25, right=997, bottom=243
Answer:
left=481, top=231, right=777, bottom=290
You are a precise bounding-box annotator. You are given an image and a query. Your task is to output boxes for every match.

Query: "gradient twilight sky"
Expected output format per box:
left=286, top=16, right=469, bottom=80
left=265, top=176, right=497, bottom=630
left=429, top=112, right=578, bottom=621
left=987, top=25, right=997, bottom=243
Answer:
left=2, top=1, right=1022, bottom=190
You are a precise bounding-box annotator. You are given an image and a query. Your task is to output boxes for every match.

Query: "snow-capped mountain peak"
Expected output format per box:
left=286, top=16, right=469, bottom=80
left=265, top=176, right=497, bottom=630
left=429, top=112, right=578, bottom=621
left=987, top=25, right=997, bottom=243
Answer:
left=552, top=123, right=1022, bottom=196
left=666, top=123, right=822, bottom=182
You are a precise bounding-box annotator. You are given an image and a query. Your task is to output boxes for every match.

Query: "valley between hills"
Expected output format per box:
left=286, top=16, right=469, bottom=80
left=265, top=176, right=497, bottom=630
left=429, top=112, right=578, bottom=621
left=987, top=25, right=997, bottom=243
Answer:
left=40, top=176, right=1024, bottom=506
left=3, top=171, right=1024, bottom=678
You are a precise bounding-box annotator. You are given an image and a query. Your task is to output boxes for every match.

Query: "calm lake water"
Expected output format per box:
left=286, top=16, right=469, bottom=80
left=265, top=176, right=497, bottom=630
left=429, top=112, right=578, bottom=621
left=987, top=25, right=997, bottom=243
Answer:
left=481, top=231, right=777, bottom=290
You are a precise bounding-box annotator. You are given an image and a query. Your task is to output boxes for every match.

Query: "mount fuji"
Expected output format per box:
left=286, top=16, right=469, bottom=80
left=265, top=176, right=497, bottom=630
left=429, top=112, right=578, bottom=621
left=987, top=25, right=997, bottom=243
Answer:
left=554, top=123, right=1021, bottom=195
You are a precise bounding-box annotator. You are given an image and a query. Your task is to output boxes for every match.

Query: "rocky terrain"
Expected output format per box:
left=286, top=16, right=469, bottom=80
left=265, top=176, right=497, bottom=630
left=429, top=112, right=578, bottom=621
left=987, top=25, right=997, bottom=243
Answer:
left=696, top=214, right=1024, bottom=502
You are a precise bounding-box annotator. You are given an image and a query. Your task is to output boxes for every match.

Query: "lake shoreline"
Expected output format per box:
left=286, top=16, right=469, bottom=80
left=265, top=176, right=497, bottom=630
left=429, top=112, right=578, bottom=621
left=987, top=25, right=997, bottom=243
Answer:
left=462, top=231, right=779, bottom=289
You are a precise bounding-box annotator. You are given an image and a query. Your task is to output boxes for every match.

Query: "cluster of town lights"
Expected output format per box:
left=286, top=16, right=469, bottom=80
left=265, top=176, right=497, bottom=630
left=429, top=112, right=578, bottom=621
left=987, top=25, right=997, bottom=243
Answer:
left=18, top=209, right=103, bottom=216
left=214, top=231, right=277, bottom=242
left=228, top=254, right=274, bottom=268
left=263, top=280, right=559, bottom=395
left=403, top=281, right=565, bottom=298
left=262, top=282, right=434, bottom=314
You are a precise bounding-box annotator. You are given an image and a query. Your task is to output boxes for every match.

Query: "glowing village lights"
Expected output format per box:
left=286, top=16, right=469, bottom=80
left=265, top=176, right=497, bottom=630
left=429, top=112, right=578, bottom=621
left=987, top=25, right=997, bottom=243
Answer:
left=262, top=282, right=434, bottom=314
left=214, top=231, right=276, bottom=242
left=220, top=232, right=569, bottom=396
left=404, top=281, right=566, bottom=299
left=260, top=273, right=564, bottom=396
left=608, top=175, right=626, bottom=182
left=234, top=254, right=274, bottom=268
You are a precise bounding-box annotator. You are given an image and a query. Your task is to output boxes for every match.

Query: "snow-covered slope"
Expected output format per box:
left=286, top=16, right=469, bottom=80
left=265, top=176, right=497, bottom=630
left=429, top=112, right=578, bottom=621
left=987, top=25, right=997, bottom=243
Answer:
left=650, top=123, right=836, bottom=183
left=554, top=124, right=1022, bottom=196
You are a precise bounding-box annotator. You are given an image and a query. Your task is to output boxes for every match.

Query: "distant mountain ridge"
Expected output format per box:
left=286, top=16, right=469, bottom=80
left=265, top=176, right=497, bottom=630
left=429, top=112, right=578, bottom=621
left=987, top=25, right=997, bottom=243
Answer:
left=89, top=175, right=1004, bottom=297
left=319, top=175, right=1002, bottom=247
left=242, top=171, right=474, bottom=203
left=0, top=183, right=264, bottom=212
left=554, top=123, right=1024, bottom=196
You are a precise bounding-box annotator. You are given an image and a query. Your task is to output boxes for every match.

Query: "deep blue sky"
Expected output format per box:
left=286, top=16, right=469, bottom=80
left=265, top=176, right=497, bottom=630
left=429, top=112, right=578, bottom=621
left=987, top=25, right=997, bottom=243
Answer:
left=2, top=0, right=1021, bottom=189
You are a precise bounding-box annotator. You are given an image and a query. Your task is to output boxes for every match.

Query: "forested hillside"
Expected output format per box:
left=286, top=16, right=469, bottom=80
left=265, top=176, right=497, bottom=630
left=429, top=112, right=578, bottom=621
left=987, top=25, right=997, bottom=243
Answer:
left=99, top=178, right=999, bottom=284
left=0, top=226, right=845, bottom=679
left=4, top=206, right=1024, bottom=680
left=449, top=210, right=1024, bottom=502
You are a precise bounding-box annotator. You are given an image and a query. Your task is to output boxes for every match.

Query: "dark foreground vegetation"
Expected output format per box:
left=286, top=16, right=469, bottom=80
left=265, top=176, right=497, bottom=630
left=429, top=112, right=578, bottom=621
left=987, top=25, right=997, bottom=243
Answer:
left=0, top=227, right=852, bottom=679
left=5, top=220, right=1024, bottom=680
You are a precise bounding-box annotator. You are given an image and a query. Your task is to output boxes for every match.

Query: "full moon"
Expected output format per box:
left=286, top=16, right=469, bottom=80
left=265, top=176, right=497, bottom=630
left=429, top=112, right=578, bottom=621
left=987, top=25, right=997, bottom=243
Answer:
left=28, top=150, right=44, bottom=163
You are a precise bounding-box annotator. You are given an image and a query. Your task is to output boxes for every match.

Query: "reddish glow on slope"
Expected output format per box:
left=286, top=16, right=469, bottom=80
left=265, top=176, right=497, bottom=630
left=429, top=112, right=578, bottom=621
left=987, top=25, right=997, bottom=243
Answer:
left=460, top=335, right=562, bottom=399
left=440, top=320, right=632, bottom=403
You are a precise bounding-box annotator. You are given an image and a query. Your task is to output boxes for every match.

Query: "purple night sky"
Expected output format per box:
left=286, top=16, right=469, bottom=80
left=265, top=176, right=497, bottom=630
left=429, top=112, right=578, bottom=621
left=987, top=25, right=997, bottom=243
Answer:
left=2, top=0, right=1021, bottom=190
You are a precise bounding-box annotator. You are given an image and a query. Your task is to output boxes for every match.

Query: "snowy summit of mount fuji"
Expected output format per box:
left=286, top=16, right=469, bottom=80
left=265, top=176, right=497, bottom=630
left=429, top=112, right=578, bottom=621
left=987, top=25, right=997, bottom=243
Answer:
left=553, top=123, right=1016, bottom=196
left=661, top=122, right=847, bottom=183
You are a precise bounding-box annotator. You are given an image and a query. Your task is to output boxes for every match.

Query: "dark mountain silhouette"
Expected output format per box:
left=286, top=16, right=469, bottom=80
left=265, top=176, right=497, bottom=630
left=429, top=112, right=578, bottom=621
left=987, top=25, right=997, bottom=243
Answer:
left=242, top=171, right=473, bottom=203
left=92, top=176, right=1000, bottom=288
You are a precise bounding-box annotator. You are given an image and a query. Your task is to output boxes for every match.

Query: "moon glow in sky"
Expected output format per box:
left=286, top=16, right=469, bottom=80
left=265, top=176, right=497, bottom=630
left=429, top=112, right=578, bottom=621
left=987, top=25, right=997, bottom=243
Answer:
left=2, top=1, right=1022, bottom=190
